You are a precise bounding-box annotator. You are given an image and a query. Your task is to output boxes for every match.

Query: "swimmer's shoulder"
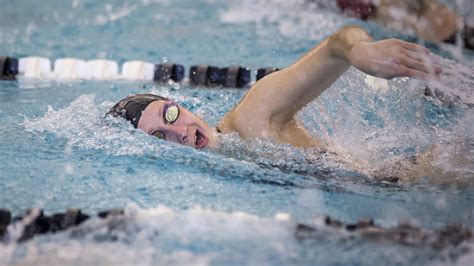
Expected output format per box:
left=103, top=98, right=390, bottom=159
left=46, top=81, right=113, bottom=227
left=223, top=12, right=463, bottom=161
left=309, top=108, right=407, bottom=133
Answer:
left=216, top=107, right=270, bottom=138
left=216, top=112, right=235, bottom=134
left=277, top=119, right=323, bottom=148
left=218, top=109, right=323, bottom=149
left=217, top=90, right=273, bottom=136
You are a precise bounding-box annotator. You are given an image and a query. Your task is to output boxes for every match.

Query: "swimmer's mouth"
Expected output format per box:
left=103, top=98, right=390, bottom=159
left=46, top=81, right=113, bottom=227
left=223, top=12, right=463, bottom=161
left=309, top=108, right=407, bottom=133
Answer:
left=195, top=129, right=208, bottom=149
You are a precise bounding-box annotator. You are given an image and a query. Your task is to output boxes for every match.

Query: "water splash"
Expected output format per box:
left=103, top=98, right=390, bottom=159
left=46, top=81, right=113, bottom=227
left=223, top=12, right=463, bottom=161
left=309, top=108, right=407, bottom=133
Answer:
left=301, top=57, right=473, bottom=182
left=22, top=94, right=329, bottom=189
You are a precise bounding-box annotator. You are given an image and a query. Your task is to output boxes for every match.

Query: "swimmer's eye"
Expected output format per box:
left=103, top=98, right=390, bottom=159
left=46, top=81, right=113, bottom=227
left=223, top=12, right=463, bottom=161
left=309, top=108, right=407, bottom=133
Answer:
left=163, top=103, right=179, bottom=124
left=153, top=131, right=165, bottom=139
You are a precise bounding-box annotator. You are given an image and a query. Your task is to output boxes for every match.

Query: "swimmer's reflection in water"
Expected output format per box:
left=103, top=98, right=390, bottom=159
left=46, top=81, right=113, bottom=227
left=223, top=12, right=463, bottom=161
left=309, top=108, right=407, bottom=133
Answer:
left=108, top=26, right=443, bottom=180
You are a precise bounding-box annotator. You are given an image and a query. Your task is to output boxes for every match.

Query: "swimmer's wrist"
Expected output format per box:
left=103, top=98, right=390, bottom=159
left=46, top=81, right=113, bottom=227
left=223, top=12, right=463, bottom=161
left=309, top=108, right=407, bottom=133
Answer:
left=346, top=41, right=371, bottom=64
left=329, top=25, right=373, bottom=60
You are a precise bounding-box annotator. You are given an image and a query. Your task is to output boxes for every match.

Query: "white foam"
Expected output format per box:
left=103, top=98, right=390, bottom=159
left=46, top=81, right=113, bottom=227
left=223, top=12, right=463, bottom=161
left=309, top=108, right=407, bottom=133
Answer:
left=93, top=204, right=295, bottom=250
left=18, top=56, right=52, bottom=78
left=121, top=60, right=155, bottom=80
left=85, top=59, right=119, bottom=79
left=22, top=94, right=150, bottom=156
left=220, top=0, right=345, bottom=39
left=53, top=58, right=87, bottom=79
left=364, top=75, right=390, bottom=93
left=303, top=56, right=474, bottom=181
left=274, top=212, right=291, bottom=221
left=1, top=241, right=212, bottom=266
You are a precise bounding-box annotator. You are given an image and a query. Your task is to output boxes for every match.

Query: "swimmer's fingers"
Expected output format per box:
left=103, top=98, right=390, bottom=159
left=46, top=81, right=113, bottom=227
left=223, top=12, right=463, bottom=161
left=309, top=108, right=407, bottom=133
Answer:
left=403, top=49, right=433, bottom=63
left=400, top=41, right=430, bottom=54
left=399, top=41, right=443, bottom=73
left=398, top=65, right=439, bottom=81
left=401, top=55, right=442, bottom=76
left=402, top=50, right=442, bottom=74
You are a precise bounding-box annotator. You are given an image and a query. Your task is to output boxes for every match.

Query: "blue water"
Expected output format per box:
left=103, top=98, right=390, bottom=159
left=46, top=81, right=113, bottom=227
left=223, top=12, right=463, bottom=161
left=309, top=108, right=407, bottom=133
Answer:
left=1, top=0, right=474, bottom=265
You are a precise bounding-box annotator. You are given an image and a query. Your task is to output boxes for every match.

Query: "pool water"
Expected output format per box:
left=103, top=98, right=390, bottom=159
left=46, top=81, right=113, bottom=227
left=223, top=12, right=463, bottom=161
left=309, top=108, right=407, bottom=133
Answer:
left=1, top=0, right=473, bottom=265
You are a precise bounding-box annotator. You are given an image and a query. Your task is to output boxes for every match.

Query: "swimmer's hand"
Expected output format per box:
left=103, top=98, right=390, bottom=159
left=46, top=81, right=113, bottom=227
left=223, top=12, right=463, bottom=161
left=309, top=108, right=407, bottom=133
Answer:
left=346, top=39, right=442, bottom=80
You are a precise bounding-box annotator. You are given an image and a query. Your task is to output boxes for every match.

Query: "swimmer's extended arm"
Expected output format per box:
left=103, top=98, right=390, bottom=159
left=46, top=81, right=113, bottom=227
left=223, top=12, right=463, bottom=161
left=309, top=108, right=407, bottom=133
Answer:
left=229, top=25, right=441, bottom=127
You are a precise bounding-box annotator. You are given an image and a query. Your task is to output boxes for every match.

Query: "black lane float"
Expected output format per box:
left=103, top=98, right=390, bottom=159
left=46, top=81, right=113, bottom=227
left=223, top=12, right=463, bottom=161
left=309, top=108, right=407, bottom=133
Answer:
left=256, top=67, right=279, bottom=81
left=154, top=63, right=185, bottom=83
left=0, top=57, right=19, bottom=80
left=189, top=65, right=251, bottom=88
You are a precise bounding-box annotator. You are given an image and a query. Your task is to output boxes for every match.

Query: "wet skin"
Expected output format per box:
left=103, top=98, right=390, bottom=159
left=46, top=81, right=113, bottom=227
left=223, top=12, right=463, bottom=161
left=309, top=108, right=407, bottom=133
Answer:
left=137, top=100, right=218, bottom=149
left=139, top=26, right=441, bottom=150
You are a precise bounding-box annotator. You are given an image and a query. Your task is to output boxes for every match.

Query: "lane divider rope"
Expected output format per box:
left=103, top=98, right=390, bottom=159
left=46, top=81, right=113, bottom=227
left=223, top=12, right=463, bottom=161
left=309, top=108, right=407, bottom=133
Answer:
left=0, top=56, right=280, bottom=88
left=0, top=208, right=471, bottom=248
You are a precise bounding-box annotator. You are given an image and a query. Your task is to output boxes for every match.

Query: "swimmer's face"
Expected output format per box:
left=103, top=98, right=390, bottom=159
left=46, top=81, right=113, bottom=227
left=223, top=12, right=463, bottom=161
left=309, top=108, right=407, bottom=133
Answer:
left=137, top=100, right=218, bottom=149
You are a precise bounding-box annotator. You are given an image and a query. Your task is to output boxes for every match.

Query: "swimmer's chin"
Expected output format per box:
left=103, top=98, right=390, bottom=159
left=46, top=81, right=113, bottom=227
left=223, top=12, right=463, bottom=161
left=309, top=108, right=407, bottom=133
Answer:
left=201, top=127, right=219, bottom=150
left=200, top=141, right=219, bottom=150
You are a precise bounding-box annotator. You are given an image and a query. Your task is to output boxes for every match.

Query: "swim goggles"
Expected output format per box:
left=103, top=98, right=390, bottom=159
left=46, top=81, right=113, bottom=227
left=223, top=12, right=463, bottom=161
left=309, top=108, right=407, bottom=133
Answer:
left=153, top=102, right=179, bottom=139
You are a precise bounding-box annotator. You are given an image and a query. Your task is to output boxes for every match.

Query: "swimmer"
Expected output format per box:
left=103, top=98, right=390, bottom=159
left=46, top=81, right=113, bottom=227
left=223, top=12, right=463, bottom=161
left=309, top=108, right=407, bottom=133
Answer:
left=108, top=26, right=441, bottom=163
left=312, top=0, right=473, bottom=50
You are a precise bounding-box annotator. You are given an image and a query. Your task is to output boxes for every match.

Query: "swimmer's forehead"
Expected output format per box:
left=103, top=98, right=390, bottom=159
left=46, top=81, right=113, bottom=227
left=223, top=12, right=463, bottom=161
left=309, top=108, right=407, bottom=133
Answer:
left=138, top=100, right=176, bottom=133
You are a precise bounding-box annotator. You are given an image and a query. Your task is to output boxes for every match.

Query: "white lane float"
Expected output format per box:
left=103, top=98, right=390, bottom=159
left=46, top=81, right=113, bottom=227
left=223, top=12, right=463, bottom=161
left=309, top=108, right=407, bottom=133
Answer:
left=121, top=60, right=155, bottom=80
left=53, top=58, right=87, bottom=79
left=85, top=59, right=119, bottom=79
left=18, top=57, right=52, bottom=78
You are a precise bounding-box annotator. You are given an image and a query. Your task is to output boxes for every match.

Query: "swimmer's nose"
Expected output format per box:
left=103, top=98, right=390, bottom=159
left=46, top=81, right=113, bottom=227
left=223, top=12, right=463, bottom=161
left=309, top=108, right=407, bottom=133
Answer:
left=167, top=125, right=188, bottom=145
left=179, top=132, right=188, bottom=145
